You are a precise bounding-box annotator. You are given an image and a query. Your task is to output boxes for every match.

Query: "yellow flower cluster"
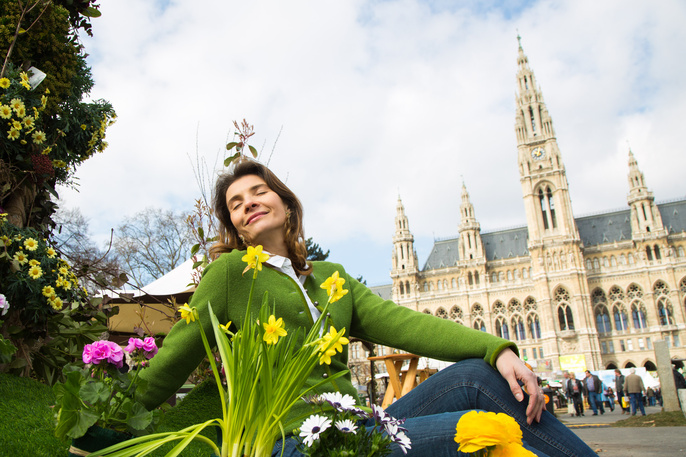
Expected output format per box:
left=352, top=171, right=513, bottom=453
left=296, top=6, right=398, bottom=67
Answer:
left=454, top=411, right=535, bottom=457
left=318, top=326, right=349, bottom=365
left=0, top=72, right=48, bottom=151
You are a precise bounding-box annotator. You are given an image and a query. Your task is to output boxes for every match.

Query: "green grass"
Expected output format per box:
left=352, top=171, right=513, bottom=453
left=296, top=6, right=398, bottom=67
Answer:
left=611, top=410, right=686, bottom=427
left=0, top=372, right=69, bottom=456
left=0, top=372, right=225, bottom=457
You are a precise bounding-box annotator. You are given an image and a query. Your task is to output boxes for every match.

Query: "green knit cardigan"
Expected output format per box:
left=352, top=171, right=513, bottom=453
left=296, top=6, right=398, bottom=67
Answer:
left=139, top=249, right=517, bottom=423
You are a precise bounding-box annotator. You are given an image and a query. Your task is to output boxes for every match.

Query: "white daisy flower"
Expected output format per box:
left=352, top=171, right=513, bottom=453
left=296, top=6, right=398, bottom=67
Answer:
left=335, top=419, right=358, bottom=434
left=299, top=414, right=332, bottom=447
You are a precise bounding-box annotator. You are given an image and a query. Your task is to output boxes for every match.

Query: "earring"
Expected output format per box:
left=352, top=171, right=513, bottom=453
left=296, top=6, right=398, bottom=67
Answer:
left=239, top=234, right=246, bottom=244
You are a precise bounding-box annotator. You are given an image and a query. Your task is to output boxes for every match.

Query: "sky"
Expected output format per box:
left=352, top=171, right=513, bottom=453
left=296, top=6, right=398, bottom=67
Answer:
left=58, top=0, right=686, bottom=287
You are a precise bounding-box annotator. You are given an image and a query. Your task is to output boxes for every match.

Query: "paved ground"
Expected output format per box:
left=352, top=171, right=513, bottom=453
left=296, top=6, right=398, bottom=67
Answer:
left=553, top=404, right=686, bottom=456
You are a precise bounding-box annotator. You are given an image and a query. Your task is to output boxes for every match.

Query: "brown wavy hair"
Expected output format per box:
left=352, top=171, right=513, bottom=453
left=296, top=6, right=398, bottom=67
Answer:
left=210, top=159, right=311, bottom=275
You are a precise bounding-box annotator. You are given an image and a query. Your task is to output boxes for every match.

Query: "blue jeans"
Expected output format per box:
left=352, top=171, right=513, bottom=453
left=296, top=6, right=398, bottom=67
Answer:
left=587, top=391, right=604, bottom=414
left=629, top=392, right=646, bottom=415
left=272, top=359, right=596, bottom=456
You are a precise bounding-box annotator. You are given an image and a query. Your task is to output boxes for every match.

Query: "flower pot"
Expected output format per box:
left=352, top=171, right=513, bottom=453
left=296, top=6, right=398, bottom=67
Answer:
left=69, top=425, right=130, bottom=457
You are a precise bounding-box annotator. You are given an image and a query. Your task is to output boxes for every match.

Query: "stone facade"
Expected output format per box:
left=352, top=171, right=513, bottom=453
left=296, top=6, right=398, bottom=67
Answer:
left=361, top=40, right=686, bottom=374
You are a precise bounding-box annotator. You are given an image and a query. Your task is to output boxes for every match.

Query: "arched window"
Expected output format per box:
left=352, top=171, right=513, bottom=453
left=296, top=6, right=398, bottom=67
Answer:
left=452, top=278, right=457, bottom=289
left=423, top=282, right=428, bottom=292
left=654, top=281, right=674, bottom=325
left=472, top=303, right=484, bottom=316
left=620, top=254, right=627, bottom=265
left=399, top=282, right=404, bottom=295
left=555, top=287, right=574, bottom=331
left=593, top=258, right=600, bottom=270
left=595, top=305, right=611, bottom=334
left=527, top=314, right=541, bottom=339
left=437, top=280, right=442, bottom=291
left=468, top=272, right=473, bottom=285
left=473, top=318, right=486, bottom=332
left=646, top=246, right=653, bottom=261
left=522, top=268, right=528, bottom=279
left=611, top=256, right=617, bottom=267
left=538, top=186, right=557, bottom=230
left=436, top=307, right=448, bottom=319
left=498, top=271, right=504, bottom=282
left=512, top=316, right=526, bottom=341
left=495, top=316, right=510, bottom=340
left=586, top=259, right=592, bottom=270
left=654, top=245, right=661, bottom=260
left=507, top=270, right=513, bottom=281
left=628, top=254, right=635, bottom=264
left=405, top=281, right=410, bottom=294
left=678, top=247, right=685, bottom=257
left=450, top=306, right=463, bottom=323
left=474, top=272, right=480, bottom=285
left=508, top=298, right=522, bottom=315
left=612, top=305, right=629, bottom=331
left=491, top=272, right=497, bottom=283
left=493, top=300, right=505, bottom=315
left=422, top=309, right=431, bottom=314
left=631, top=303, right=647, bottom=329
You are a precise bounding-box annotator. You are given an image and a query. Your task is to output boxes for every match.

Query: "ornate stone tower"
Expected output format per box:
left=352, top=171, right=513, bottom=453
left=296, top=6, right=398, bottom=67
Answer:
left=458, top=183, right=485, bottom=262
left=515, top=37, right=578, bottom=245
left=514, top=37, right=600, bottom=369
left=627, top=150, right=669, bottom=263
left=391, top=197, right=418, bottom=301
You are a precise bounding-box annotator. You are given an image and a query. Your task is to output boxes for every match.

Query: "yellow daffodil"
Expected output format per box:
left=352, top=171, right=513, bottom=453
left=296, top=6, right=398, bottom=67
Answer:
left=42, top=285, right=56, bottom=297
left=24, top=237, right=38, bottom=251
left=262, top=315, right=287, bottom=345
left=46, top=247, right=56, bottom=258
left=0, top=77, right=9, bottom=89
left=454, top=411, right=524, bottom=454
left=320, top=271, right=349, bottom=303
left=28, top=265, right=43, bottom=279
left=241, top=245, right=270, bottom=276
left=0, top=104, right=11, bottom=119
left=179, top=304, right=196, bottom=324
left=13, top=251, right=28, bottom=265
left=319, top=347, right=337, bottom=365
left=219, top=321, right=233, bottom=334
left=318, top=326, right=349, bottom=354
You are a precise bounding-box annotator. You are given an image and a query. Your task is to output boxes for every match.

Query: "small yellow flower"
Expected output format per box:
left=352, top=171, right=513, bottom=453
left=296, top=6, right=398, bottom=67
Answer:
left=12, top=120, right=22, bottom=130
left=29, top=259, right=40, bottom=266
left=7, top=128, right=20, bottom=140
left=15, top=105, right=25, bottom=117
left=0, top=77, right=9, bottom=89
left=49, top=296, right=64, bottom=311
left=58, top=266, right=69, bottom=276
left=46, top=247, right=56, bottom=258
left=22, top=116, right=34, bottom=128
left=0, top=104, right=11, bottom=119
left=20, top=72, right=29, bottom=82
left=0, top=234, right=10, bottom=246
left=319, top=347, right=337, bottom=365
left=320, top=271, right=349, bottom=303
left=10, top=98, right=23, bottom=111
left=32, top=130, right=47, bottom=145
left=241, top=245, right=270, bottom=276
left=262, top=315, right=287, bottom=345
left=40, top=95, right=47, bottom=108
left=28, top=265, right=43, bottom=279
left=81, top=124, right=87, bottom=130
left=13, top=251, right=28, bottom=265
left=219, top=321, right=233, bottom=334
left=53, top=159, right=67, bottom=168
left=20, top=80, right=31, bottom=90
left=41, top=146, right=52, bottom=155
left=178, top=304, right=196, bottom=324
left=454, top=411, right=526, bottom=454
left=318, top=326, right=349, bottom=355
left=24, top=237, right=38, bottom=251
left=42, top=285, right=56, bottom=297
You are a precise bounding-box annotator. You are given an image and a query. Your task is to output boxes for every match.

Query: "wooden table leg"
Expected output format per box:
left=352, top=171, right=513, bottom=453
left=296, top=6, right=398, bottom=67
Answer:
left=400, top=357, right=419, bottom=396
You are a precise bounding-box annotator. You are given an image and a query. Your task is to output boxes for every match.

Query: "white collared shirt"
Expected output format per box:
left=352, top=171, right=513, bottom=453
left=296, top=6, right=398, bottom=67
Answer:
left=265, top=253, right=321, bottom=324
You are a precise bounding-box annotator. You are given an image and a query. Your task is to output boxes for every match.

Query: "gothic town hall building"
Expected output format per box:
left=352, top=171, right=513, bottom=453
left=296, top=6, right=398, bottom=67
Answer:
left=381, top=42, right=686, bottom=373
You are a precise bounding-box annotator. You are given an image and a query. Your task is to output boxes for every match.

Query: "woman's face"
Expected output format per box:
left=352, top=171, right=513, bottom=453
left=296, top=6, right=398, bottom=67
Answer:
left=226, top=174, right=288, bottom=254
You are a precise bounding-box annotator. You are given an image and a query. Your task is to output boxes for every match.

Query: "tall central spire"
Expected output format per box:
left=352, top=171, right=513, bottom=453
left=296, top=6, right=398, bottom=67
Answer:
left=514, top=40, right=555, bottom=144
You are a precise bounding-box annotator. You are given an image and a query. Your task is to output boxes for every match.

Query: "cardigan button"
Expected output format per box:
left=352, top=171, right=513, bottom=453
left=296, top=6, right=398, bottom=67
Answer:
left=322, top=373, right=328, bottom=378
left=314, top=301, right=319, bottom=306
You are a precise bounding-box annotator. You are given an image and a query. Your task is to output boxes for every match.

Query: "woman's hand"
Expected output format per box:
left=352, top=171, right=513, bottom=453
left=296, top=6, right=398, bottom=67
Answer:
left=495, top=348, right=545, bottom=424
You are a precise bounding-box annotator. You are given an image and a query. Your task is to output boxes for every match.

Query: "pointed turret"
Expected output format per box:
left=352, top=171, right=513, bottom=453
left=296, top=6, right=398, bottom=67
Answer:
left=627, top=150, right=666, bottom=238
left=391, top=196, right=418, bottom=274
left=458, top=183, right=485, bottom=261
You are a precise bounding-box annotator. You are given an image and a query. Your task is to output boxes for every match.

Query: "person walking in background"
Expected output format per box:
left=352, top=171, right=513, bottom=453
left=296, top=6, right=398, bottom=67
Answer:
left=646, top=387, right=655, bottom=407
left=566, top=372, right=585, bottom=417
left=625, top=368, right=646, bottom=416
left=584, top=370, right=605, bottom=415
left=561, top=371, right=574, bottom=417
left=605, top=386, right=616, bottom=412
left=614, top=369, right=630, bottom=414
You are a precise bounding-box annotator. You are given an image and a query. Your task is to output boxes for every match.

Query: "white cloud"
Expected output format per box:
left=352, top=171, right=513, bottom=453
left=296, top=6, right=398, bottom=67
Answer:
left=58, top=0, right=686, bottom=285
